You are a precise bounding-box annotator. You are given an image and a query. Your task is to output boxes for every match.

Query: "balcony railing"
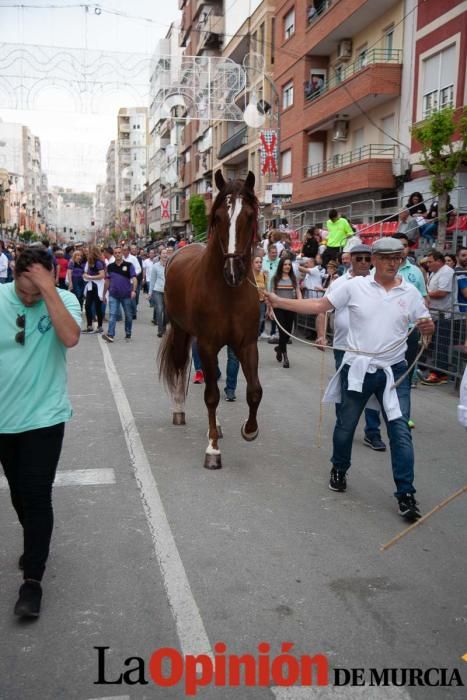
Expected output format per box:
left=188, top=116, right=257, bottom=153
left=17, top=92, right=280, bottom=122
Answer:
left=218, top=127, right=248, bottom=160
left=217, top=126, right=248, bottom=160
left=305, top=49, right=402, bottom=102
left=304, top=144, right=397, bottom=178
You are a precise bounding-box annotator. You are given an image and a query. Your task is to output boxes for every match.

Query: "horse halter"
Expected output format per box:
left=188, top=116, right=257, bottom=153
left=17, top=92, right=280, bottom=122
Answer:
left=216, top=193, right=256, bottom=287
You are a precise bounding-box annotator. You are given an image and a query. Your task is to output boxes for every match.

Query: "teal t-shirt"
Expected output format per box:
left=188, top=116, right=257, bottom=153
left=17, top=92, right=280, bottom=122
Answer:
left=398, top=259, right=427, bottom=297
left=0, top=282, right=82, bottom=433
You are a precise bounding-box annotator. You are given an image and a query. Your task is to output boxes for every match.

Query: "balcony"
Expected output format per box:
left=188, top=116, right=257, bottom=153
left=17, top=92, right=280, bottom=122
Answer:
left=303, top=144, right=397, bottom=200
left=197, top=10, right=224, bottom=52
left=304, top=49, right=402, bottom=132
left=218, top=127, right=248, bottom=160
left=306, top=0, right=399, bottom=54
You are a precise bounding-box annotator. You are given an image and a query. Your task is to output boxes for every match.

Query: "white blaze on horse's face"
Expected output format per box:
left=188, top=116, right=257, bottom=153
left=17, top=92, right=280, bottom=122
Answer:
left=226, top=194, right=243, bottom=255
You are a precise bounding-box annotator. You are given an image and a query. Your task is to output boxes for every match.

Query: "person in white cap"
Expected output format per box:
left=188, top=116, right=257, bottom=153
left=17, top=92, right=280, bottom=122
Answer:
left=265, top=237, right=434, bottom=522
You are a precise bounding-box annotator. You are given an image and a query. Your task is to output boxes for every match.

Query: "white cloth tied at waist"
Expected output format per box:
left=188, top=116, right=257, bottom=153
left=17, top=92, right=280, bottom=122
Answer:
left=85, top=277, right=105, bottom=300
left=322, top=354, right=402, bottom=422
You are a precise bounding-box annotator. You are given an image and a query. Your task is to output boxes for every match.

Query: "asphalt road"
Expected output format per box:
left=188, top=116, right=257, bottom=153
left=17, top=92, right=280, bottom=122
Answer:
left=1, top=299, right=466, bottom=700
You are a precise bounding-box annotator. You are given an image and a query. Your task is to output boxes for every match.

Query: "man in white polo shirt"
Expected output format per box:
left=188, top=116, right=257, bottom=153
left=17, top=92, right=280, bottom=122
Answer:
left=265, top=238, right=434, bottom=522
left=316, top=243, right=386, bottom=451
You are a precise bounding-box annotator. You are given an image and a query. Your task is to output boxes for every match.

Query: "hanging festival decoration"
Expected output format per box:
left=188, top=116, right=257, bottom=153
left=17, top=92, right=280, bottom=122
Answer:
left=260, top=130, right=278, bottom=175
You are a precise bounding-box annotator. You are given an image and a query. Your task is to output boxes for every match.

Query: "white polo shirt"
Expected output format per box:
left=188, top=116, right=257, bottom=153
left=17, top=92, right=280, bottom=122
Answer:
left=327, top=275, right=428, bottom=367
left=427, top=264, right=454, bottom=313
left=324, top=270, right=353, bottom=347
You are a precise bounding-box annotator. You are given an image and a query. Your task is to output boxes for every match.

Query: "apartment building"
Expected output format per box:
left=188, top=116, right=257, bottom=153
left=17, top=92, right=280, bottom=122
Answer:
left=178, top=0, right=225, bottom=236
left=211, top=0, right=276, bottom=211
left=148, top=22, right=183, bottom=235
left=115, top=107, right=148, bottom=231
left=405, top=0, right=467, bottom=210
left=274, top=0, right=407, bottom=225
left=0, top=119, right=45, bottom=232
left=104, top=140, right=116, bottom=231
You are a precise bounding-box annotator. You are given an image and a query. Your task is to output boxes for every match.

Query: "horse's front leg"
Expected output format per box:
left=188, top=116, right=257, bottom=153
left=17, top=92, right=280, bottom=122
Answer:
left=236, top=342, right=262, bottom=441
left=198, top=347, right=222, bottom=469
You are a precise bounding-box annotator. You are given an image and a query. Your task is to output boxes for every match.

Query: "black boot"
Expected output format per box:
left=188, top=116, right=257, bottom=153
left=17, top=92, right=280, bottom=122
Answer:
left=282, top=352, right=290, bottom=368
left=274, top=346, right=282, bottom=362
left=14, top=580, right=42, bottom=618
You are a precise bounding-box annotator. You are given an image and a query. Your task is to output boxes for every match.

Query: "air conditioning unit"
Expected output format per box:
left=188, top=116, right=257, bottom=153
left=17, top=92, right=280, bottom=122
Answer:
left=336, top=39, right=352, bottom=61
left=332, top=119, right=349, bottom=141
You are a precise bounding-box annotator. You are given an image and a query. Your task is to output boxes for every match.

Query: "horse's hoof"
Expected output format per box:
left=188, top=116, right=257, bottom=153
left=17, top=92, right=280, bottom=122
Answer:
left=241, top=422, right=259, bottom=441
left=172, top=412, right=186, bottom=425
left=204, top=453, right=222, bottom=470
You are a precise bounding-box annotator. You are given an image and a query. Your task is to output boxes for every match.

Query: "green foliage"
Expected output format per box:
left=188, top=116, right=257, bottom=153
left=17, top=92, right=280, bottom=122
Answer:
left=188, top=195, right=208, bottom=241
left=411, top=106, right=467, bottom=195
left=20, top=230, right=38, bottom=243
left=411, top=107, right=467, bottom=248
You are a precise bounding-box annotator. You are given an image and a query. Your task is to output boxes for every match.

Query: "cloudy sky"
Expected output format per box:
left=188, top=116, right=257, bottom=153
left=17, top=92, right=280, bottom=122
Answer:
left=0, top=0, right=181, bottom=191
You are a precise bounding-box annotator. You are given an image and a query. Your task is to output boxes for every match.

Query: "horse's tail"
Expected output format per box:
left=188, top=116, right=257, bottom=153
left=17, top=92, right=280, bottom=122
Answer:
left=158, top=321, right=192, bottom=395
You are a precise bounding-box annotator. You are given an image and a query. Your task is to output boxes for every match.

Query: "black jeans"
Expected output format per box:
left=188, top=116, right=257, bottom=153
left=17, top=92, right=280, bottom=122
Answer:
left=0, top=423, right=65, bottom=581
left=276, top=308, right=295, bottom=353
left=85, top=284, right=103, bottom=328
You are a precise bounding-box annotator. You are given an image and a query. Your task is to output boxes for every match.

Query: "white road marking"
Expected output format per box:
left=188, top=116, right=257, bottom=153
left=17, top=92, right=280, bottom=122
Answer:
left=0, top=468, right=115, bottom=490
left=87, top=696, right=130, bottom=700
left=98, top=338, right=212, bottom=659
left=271, top=687, right=412, bottom=699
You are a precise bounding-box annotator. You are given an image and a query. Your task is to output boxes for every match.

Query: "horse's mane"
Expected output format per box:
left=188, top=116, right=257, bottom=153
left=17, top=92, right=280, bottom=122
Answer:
left=208, top=178, right=259, bottom=243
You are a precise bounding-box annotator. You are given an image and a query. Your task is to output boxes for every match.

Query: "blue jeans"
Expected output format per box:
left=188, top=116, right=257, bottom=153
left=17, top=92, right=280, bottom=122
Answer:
left=152, top=291, right=166, bottom=334
left=331, top=361, right=414, bottom=497
left=419, top=222, right=436, bottom=243
left=225, top=346, right=239, bottom=393
left=333, top=350, right=382, bottom=438
left=191, top=341, right=234, bottom=384
left=108, top=295, right=133, bottom=337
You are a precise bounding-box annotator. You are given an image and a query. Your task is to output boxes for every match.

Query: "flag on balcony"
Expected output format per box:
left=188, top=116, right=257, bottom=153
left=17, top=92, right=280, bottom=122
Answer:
left=161, top=198, right=170, bottom=220
left=260, top=130, right=278, bottom=175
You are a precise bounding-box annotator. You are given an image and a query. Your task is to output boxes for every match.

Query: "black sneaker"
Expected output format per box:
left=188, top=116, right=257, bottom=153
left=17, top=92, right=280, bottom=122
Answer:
left=397, top=493, right=421, bottom=522
left=329, top=468, right=347, bottom=492
left=14, top=580, right=42, bottom=618
left=125, top=334, right=131, bottom=340
left=364, top=435, right=387, bottom=451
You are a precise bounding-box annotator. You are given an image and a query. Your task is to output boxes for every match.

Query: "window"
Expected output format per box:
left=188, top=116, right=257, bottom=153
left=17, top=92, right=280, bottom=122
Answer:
left=281, top=149, right=292, bottom=176
left=282, top=80, right=294, bottom=109
left=356, top=44, right=368, bottom=70
left=352, top=127, right=364, bottom=157
left=422, top=45, right=455, bottom=118
left=284, top=9, right=295, bottom=40
left=384, top=24, right=394, bottom=58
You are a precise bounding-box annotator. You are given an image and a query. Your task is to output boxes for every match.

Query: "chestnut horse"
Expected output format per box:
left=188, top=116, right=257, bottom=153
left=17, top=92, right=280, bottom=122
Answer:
left=158, top=170, right=262, bottom=469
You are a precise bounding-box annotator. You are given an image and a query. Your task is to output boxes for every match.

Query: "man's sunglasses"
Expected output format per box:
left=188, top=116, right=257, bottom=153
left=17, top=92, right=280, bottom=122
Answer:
left=15, top=314, right=26, bottom=345
left=354, top=255, right=371, bottom=262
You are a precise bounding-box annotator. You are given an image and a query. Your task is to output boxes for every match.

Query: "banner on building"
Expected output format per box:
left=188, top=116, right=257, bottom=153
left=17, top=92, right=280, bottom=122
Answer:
left=260, top=130, right=278, bottom=175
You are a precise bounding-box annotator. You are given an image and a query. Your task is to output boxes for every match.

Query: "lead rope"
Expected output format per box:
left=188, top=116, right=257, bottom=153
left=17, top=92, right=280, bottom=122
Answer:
left=246, top=273, right=431, bottom=390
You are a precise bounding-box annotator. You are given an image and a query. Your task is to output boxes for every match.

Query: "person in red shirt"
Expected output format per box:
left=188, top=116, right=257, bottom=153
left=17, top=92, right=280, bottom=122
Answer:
left=55, top=249, right=69, bottom=289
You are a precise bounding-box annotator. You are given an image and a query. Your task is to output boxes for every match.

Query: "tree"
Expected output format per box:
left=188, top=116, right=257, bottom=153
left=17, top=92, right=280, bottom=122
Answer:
left=411, top=106, right=467, bottom=250
left=188, top=195, right=208, bottom=241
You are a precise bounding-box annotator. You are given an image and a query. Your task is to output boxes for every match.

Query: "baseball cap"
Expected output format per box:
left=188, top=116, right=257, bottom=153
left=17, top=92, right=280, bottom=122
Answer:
left=349, top=244, right=371, bottom=255
left=371, top=238, right=404, bottom=255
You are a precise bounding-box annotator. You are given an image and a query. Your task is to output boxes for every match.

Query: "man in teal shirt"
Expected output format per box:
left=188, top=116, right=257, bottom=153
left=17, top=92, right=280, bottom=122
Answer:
left=323, top=209, right=353, bottom=266
left=0, top=246, right=81, bottom=618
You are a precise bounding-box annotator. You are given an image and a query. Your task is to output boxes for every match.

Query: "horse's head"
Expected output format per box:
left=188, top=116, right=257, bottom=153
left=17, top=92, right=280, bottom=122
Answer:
left=210, top=170, right=258, bottom=287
